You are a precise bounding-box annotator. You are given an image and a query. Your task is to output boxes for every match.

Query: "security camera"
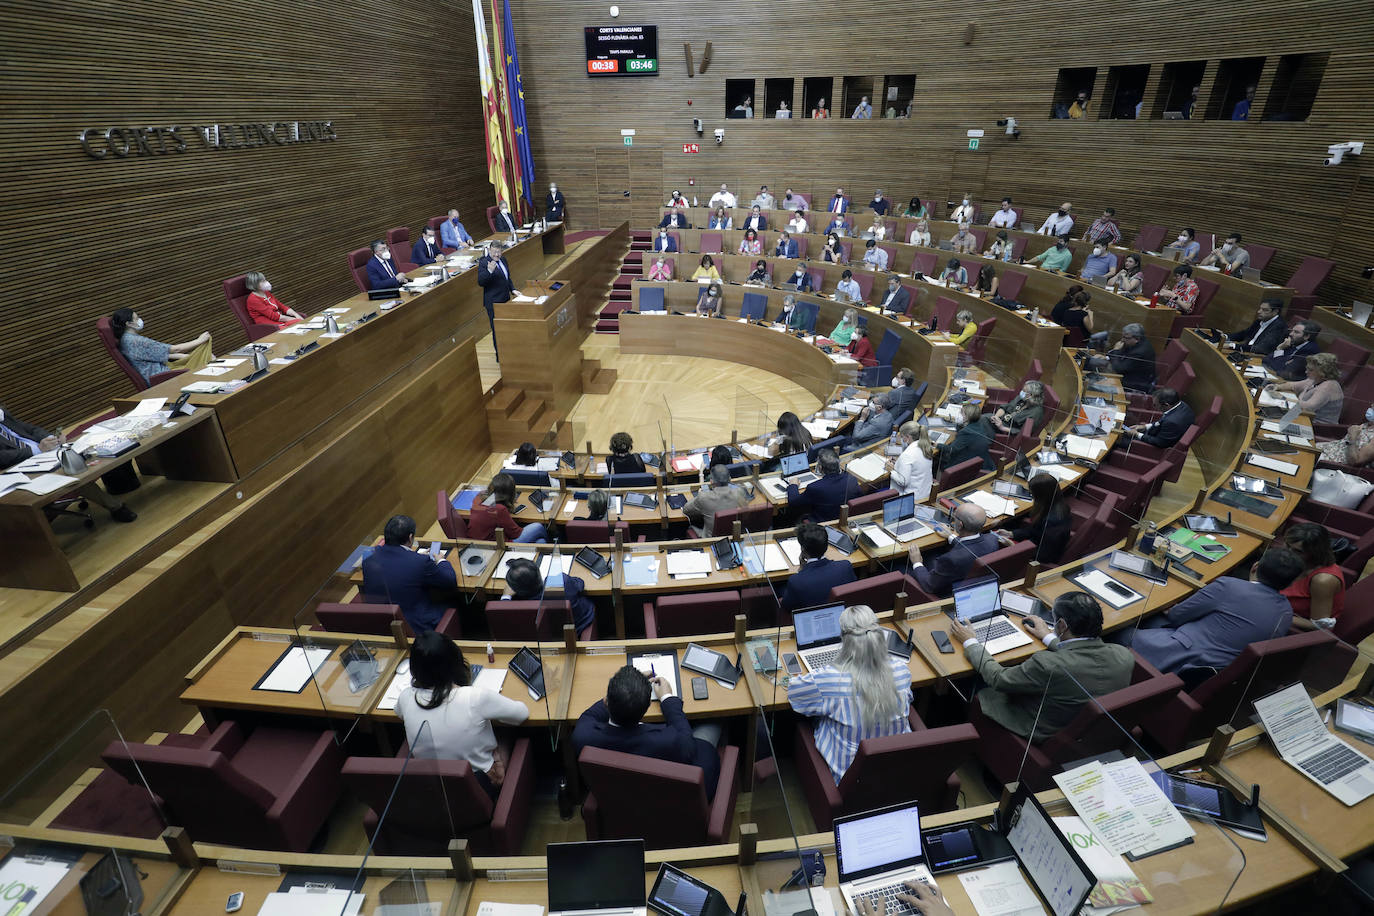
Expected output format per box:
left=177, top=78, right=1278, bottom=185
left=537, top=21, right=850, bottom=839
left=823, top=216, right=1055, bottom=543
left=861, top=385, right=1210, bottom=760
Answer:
left=1325, top=141, right=1364, bottom=166
left=996, top=117, right=1020, bottom=139
left=693, top=118, right=703, bottom=135
left=713, top=127, right=724, bottom=145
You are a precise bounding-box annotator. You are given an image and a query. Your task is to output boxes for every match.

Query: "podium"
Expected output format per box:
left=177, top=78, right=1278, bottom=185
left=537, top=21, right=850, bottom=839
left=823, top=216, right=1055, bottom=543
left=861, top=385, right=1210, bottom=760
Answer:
left=493, top=280, right=585, bottom=414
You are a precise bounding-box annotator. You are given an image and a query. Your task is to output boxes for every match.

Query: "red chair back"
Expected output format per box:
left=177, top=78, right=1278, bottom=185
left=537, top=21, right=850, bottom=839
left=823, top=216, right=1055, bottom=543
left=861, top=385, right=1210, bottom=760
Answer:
left=1010, top=237, right=1029, bottom=260
left=1286, top=256, right=1336, bottom=297
left=578, top=746, right=712, bottom=849
left=1134, top=224, right=1167, bottom=252
left=385, top=226, right=418, bottom=271
left=1156, top=339, right=1189, bottom=381
left=838, top=241, right=854, bottom=261
left=486, top=599, right=579, bottom=641
left=831, top=725, right=978, bottom=824
left=846, top=488, right=897, bottom=517
left=1192, top=277, right=1219, bottom=315
left=315, top=602, right=402, bottom=635
left=969, top=228, right=988, bottom=250
left=829, top=571, right=913, bottom=612
left=969, top=540, right=1035, bottom=581
left=96, top=317, right=154, bottom=391
left=1186, top=630, right=1338, bottom=727
left=437, top=490, right=467, bottom=539
left=911, top=251, right=938, bottom=277
left=793, top=237, right=809, bottom=258
left=1244, top=244, right=1276, bottom=272
left=1326, top=337, right=1371, bottom=386
left=1140, top=264, right=1170, bottom=297
left=347, top=247, right=371, bottom=293
left=997, top=270, right=1027, bottom=302
left=853, top=272, right=874, bottom=302
left=934, top=296, right=958, bottom=331
left=937, top=457, right=983, bottom=492
left=713, top=504, right=773, bottom=534
left=966, top=317, right=997, bottom=364
left=564, top=519, right=630, bottom=544
left=486, top=205, right=500, bottom=233
left=1059, top=494, right=1119, bottom=564
left=222, top=274, right=274, bottom=342
left=900, top=283, right=922, bottom=316
left=1041, top=667, right=1183, bottom=762
left=1333, top=576, right=1374, bottom=645
left=341, top=756, right=496, bottom=855
left=1161, top=358, right=1197, bottom=397
left=647, top=590, right=741, bottom=637
left=699, top=232, right=723, bottom=254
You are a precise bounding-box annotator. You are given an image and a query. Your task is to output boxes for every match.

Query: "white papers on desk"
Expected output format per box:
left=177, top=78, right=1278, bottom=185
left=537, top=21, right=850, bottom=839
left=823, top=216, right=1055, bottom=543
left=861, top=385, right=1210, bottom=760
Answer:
left=777, top=537, right=803, bottom=566
left=320, top=332, right=345, bottom=339
left=1254, top=682, right=1374, bottom=806
left=1054, top=757, right=1195, bottom=858
left=957, top=861, right=1043, bottom=916
left=741, top=442, right=771, bottom=460
left=631, top=652, right=680, bottom=696
left=1260, top=419, right=1312, bottom=439
left=257, top=887, right=364, bottom=915
left=741, top=542, right=790, bottom=574
left=1247, top=453, right=1300, bottom=475
left=180, top=381, right=225, bottom=394
left=1258, top=389, right=1297, bottom=409
left=493, top=549, right=573, bottom=580
left=196, top=363, right=238, bottom=375
left=855, top=523, right=895, bottom=549
left=1069, top=569, right=1143, bottom=609
left=622, top=554, right=660, bottom=586
left=1031, top=464, right=1083, bottom=484
left=8, top=452, right=60, bottom=473
left=836, top=397, right=869, bottom=414
left=758, top=477, right=789, bottom=501
left=269, top=357, right=295, bottom=365
left=562, top=496, right=580, bottom=517
left=666, top=549, right=712, bottom=577
left=473, top=666, right=509, bottom=693
left=846, top=452, right=889, bottom=483
left=130, top=396, right=166, bottom=415
left=16, top=473, right=76, bottom=495
left=325, top=307, right=351, bottom=314
left=1062, top=435, right=1109, bottom=460
left=964, top=490, right=1019, bottom=519
left=953, top=379, right=987, bottom=396
left=257, top=646, right=333, bottom=693
left=376, top=659, right=411, bottom=711
left=935, top=404, right=964, bottom=423
left=0, top=855, right=73, bottom=912
left=476, top=901, right=543, bottom=916
left=279, top=326, right=311, bottom=335
left=801, top=419, right=839, bottom=439
left=0, top=472, right=30, bottom=495
left=1243, top=365, right=1272, bottom=380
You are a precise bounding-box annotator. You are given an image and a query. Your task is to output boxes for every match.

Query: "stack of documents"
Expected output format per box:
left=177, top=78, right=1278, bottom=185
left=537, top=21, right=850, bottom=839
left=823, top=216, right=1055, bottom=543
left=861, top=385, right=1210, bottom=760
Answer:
left=801, top=419, right=840, bottom=439
left=741, top=542, right=791, bottom=575
left=1053, top=758, right=1195, bottom=858
left=758, top=478, right=789, bottom=501
left=1030, top=463, right=1082, bottom=483
left=666, top=549, right=712, bottom=578
left=963, top=490, right=1019, bottom=519
left=740, top=442, right=771, bottom=460
left=621, top=554, right=660, bottom=586
left=257, top=888, right=363, bottom=915
left=1258, top=389, right=1297, bottom=409
left=845, top=452, right=889, bottom=483
left=1062, top=435, right=1109, bottom=460
left=1247, top=453, right=1299, bottom=476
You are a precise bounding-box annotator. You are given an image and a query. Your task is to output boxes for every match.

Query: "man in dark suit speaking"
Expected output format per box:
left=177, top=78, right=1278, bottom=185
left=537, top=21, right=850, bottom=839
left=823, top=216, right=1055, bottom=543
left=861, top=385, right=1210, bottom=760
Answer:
left=477, top=243, right=516, bottom=361
left=572, top=664, right=722, bottom=799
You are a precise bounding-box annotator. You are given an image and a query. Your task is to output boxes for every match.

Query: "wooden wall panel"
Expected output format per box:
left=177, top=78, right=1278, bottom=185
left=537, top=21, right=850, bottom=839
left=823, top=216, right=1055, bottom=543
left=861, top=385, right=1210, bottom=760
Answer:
left=509, top=1, right=1374, bottom=316
left=0, top=0, right=494, bottom=428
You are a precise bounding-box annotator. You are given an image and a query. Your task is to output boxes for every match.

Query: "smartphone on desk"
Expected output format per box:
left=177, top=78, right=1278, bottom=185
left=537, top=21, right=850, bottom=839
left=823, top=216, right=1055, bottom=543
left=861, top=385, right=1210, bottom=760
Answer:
left=932, top=630, right=955, bottom=654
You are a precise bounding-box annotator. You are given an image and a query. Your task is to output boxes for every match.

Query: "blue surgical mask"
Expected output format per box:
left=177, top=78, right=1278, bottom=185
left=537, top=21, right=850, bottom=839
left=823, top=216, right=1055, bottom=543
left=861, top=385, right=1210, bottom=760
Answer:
left=131, top=316, right=144, bottom=331
left=1366, top=407, right=1374, bottom=423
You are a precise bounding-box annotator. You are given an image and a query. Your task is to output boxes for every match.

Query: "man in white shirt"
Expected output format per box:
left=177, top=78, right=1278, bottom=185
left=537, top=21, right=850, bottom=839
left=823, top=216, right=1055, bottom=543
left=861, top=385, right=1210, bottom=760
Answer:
left=988, top=198, right=1018, bottom=229
left=1038, top=202, right=1074, bottom=238
left=950, top=194, right=976, bottom=224
left=709, top=183, right=736, bottom=209
left=752, top=186, right=775, bottom=210
left=862, top=239, right=888, bottom=271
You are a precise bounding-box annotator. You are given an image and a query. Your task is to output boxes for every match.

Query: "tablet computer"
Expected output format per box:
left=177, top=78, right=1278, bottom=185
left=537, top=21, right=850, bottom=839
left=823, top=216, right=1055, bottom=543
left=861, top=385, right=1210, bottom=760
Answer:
left=681, top=642, right=741, bottom=688
left=648, top=863, right=734, bottom=916
left=575, top=546, right=612, bottom=579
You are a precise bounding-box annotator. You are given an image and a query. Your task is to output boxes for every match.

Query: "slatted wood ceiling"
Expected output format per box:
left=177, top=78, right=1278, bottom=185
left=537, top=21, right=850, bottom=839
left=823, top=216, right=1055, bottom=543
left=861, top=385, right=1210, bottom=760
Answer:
left=0, top=0, right=495, bottom=427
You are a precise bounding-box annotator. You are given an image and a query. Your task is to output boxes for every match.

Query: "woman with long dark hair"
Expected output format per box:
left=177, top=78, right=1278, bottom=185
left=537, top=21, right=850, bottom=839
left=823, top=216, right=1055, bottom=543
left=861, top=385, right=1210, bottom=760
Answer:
left=468, top=472, right=548, bottom=542
left=110, top=307, right=213, bottom=382
left=994, top=472, right=1071, bottom=563
left=774, top=411, right=814, bottom=457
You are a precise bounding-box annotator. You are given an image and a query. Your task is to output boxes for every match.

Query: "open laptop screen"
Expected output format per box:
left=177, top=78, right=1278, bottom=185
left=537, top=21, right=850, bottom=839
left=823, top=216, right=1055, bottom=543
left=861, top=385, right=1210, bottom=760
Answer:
left=835, top=802, right=924, bottom=881
left=793, top=604, right=844, bottom=648
left=548, top=840, right=646, bottom=912
left=882, top=493, right=916, bottom=526
left=779, top=452, right=809, bottom=476
left=951, top=575, right=1000, bottom=623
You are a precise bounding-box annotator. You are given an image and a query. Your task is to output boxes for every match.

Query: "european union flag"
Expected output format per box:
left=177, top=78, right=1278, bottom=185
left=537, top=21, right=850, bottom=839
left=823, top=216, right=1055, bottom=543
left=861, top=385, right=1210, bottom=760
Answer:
left=502, top=0, right=536, bottom=207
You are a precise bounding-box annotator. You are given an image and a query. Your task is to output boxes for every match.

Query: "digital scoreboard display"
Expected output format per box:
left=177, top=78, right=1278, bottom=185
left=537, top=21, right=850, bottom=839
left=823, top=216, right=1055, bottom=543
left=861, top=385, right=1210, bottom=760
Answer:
left=584, top=25, right=658, bottom=76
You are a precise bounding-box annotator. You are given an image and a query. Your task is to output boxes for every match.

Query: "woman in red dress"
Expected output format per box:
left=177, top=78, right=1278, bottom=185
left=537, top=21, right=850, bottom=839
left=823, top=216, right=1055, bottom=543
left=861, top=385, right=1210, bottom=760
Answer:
left=244, top=272, right=304, bottom=327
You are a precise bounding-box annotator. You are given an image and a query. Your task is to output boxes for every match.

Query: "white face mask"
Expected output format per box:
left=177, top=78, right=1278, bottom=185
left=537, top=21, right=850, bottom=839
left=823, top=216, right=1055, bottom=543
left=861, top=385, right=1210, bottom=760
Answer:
left=131, top=316, right=144, bottom=331
left=962, top=198, right=970, bottom=204
left=1223, top=243, right=1235, bottom=252
left=261, top=281, right=272, bottom=292
left=794, top=269, right=804, bottom=276
left=1178, top=234, right=1188, bottom=243
left=890, top=377, right=899, bottom=387
left=550, top=186, right=557, bottom=193
left=379, top=249, right=391, bottom=260
left=1093, top=246, right=1103, bottom=256
left=425, top=236, right=435, bottom=246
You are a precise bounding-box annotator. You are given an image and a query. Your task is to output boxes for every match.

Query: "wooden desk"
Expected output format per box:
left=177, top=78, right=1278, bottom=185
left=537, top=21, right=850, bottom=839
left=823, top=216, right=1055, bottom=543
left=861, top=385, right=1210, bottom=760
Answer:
left=1314, top=305, right=1374, bottom=355
left=0, top=409, right=235, bottom=591
left=494, top=281, right=585, bottom=415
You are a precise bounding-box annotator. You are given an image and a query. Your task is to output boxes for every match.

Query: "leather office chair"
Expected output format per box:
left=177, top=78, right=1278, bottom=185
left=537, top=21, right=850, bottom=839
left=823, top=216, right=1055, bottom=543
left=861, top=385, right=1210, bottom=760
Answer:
left=486, top=205, right=500, bottom=234
left=103, top=721, right=343, bottom=852
left=972, top=658, right=1183, bottom=790
left=385, top=227, right=419, bottom=273
left=878, top=244, right=897, bottom=270
left=829, top=570, right=919, bottom=612
left=936, top=456, right=983, bottom=493
left=222, top=274, right=275, bottom=342
left=643, top=590, right=742, bottom=638
left=969, top=540, right=1036, bottom=581
left=638, top=287, right=667, bottom=312
left=808, top=435, right=846, bottom=461
left=347, top=247, right=372, bottom=293
left=437, top=489, right=468, bottom=539
left=996, top=270, right=1027, bottom=304
left=1283, top=256, right=1336, bottom=320
left=96, top=317, right=181, bottom=392
left=1134, top=223, right=1167, bottom=253
left=931, top=296, right=958, bottom=333
left=962, top=317, right=997, bottom=366
left=342, top=739, right=534, bottom=855
left=1010, top=236, right=1029, bottom=261
left=1140, top=263, right=1170, bottom=297
left=1127, top=359, right=1197, bottom=420
left=563, top=519, right=630, bottom=543
left=1326, top=337, right=1371, bottom=386
left=485, top=599, right=596, bottom=641
left=699, top=232, right=723, bottom=254
left=1244, top=244, right=1277, bottom=273
left=318, top=601, right=462, bottom=638
left=845, top=488, right=897, bottom=517
left=578, top=744, right=740, bottom=849
left=807, top=268, right=826, bottom=292
left=740, top=292, right=768, bottom=321
left=969, top=228, right=988, bottom=250
left=794, top=720, right=978, bottom=831
left=838, top=241, right=854, bottom=261
left=911, top=251, right=938, bottom=278
left=1057, top=494, right=1122, bottom=567
left=796, top=302, right=819, bottom=334
left=712, top=503, right=774, bottom=534
left=853, top=272, right=874, bottom=302
left=426, top=215, right=452, bottom=251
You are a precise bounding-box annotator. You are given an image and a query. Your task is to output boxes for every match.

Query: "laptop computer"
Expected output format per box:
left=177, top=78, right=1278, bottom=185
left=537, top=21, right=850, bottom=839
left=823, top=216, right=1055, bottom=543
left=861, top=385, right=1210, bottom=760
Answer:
left=879, top=493, right=931, bottom=542
left=547, top=840, right=647, bottom=916
left=779, top=451, right=819, bottom=488
left=834, top=802, right=937, bottom=916
left=1253, top=683, right=1374, bottom=806
left=793, top=603, right=845, bottom=672
left=949, top=575, right=1033, bottom=655
left=1351, top=300, right=1374, bottom=327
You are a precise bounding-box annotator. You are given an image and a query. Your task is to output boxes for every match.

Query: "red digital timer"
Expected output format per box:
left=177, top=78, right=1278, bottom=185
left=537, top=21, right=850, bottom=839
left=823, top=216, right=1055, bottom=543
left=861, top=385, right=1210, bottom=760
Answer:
left=587, top=59, right=618, bottom=73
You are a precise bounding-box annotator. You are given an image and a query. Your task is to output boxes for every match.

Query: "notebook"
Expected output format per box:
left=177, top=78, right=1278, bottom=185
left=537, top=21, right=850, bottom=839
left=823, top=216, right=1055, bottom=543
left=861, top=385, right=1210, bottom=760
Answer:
left=1254, top=684, right=1374, bottom=806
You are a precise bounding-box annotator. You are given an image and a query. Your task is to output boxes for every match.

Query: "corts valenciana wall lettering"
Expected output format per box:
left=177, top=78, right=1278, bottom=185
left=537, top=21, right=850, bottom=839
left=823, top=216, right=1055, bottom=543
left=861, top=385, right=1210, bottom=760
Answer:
left=77, top=120, right=338, bottom=160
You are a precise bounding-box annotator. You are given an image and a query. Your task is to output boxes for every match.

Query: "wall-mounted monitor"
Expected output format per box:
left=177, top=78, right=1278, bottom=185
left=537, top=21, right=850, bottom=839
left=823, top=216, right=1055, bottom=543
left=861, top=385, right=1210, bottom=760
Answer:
left=584, top=25, right=658, bottom=76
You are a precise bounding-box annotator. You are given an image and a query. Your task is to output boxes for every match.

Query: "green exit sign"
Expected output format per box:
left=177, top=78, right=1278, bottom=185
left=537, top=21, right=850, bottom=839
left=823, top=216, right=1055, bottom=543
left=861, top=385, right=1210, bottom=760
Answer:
left=968, top=138, right=980, bottom=150
left=626, top=58, right=658, bottom=72
left=623, top=136, right=633, bottom=146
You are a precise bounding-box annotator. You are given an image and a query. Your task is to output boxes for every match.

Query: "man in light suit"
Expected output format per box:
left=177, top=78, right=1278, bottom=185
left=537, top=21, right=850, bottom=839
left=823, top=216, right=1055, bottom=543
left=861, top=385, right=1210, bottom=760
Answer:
left=364, top=239, right=406, bottom=290
left=652, top=229, right=678, bottom=253
left=907, top=504, right=1001, bottom=598
left=953, top=591, right=1134, bottom=743
left=658, top=210, right=691, bottom=229
left=411, top=225, right=442, bottom=267
left=1121, top=549, right=1304, bottom=674
left=787, top=448, right=860, bottom=523
left=828, top=188, right=849, bottom=213
left=780, top=522, right=856, bottom=613
left=877, top=276, right=911, bottom=315
left=742, top=206, right=768, bottom=232
left=1124, top=388, right=1194, bottom=448
left=572, top=665, right=722, bottom=799
left=774, top=231, right=800, bottom=259
left=477, top=244, right=515, bottom=360
left=360, top=515, right=457, bottom=634
left=440, top=208, right=473, bottom=250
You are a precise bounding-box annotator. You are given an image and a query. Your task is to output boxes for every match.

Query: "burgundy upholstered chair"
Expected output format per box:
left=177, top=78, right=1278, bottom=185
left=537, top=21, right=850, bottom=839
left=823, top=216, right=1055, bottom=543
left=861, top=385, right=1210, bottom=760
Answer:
left=712, top=503, right=774, bottom=534
left=936, top=457, right=984, bottom=493
left=578, top=744, right=740, bottom=849
left=962, top=317, right=998, bottom=366
left=1283, top=256, right=1336, bottom=320
left=794, top=720, right=979, bottom=831
left=699, top=232, right=723, bottom=254
left=102, top=721, right=343, bottom=852
left=846, top=488, right=897, bottom=517
left=321, top=601, right=461, bottom=638
left=1244, top=244, right=1277, bottom=273
left=96, top=317, right=181, bottom=391
left=385, top=226, right=420, bottom=274
left=1134, top=224, right=1167, bottom=252
left=564, top=519, right=631, bottom=544
left=485, top=599, right=596, bottom=641
left=341, top=738, right=534, bottom=855
left=969, top=540, right=1036, bottom=582
left=644, top=590, right=742, bottom=638
left=347, top=247, right=372, bottom=293
left=933, top=296, right=958, bottom=332
left=222, top=274, right=275, bottom=342
left=828, top=570, right=921, bottom=612
left=437, top=489, right=468, bottom=539
left=911, top=251, right=938, bottom=278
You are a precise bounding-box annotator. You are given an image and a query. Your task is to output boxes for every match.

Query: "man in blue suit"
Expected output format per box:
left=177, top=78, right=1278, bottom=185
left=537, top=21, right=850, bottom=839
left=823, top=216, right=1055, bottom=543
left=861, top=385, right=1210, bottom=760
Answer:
left=658, top=210, right=691, bottom=229
left=1124, top=387, right=1194, bottom=448
left=788, top=448, right=860, bottom=523
left=742, top=206, right=768, bottom=233
left=360, top=515, right=457, bottom=633
left=440, top=208, right=474, bottom=249
left=652, top=228, right=678, bottom=252
left=827, top=188, right=849, bottom=213
left=411, top=225, right=442, bottom=267
left=572, top=665, right=722, bottom=799
left=774, top=231, right=800, bottom=259
left=782, top=261, right=814, bottom=292
left=1121, top=549, right=1303, bottom=674
left=781, top=522, right=856, bottom=613
left=364, top=240, right=406, bottom=290
left=477, top=244, right=515, bottom=361
left=907, top=504, right=1001, bottom=598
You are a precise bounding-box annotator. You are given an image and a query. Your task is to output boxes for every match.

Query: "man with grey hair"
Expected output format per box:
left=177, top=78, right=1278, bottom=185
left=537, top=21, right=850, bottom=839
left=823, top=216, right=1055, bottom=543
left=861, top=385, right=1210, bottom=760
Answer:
left=1106, top=322, right=1157, bottom=393
left=907, top=503, right=1000, bottom=598
left=850, top=392, right=896, bottom=448
left=683, top=464, right=749, bottom=537
left=1264, top=320, right=1322, bottom=381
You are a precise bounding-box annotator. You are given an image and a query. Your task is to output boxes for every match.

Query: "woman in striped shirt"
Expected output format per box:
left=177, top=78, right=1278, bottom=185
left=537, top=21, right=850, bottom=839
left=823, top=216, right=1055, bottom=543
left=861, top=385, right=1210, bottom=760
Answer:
left=787, top=605, right=912, bottom=783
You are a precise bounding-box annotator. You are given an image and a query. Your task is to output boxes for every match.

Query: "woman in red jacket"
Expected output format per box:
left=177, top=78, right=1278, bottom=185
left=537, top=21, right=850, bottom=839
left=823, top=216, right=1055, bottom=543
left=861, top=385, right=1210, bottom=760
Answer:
left=244, top=272, right=304, bottom=328
left=847, top=326, right=878, bottom=367
left=467, top=473, right=548, bottom=542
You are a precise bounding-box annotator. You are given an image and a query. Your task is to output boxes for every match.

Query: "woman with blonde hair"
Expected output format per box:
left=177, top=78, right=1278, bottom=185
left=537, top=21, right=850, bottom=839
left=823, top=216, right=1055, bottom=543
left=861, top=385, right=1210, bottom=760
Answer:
left=890, top=421, right=936, bottom=500
left=991, top=379, right=1045, bottom=434
left=787, top=604, right=912, bottom=783
left=1266, top=352, right=1343, bottom=424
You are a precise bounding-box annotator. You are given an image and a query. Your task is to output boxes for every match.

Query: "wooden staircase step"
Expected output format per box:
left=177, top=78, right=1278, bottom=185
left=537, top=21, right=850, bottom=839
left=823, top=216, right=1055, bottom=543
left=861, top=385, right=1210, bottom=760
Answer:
left=487, top=384, right=524, bottom=415
left=509, top=396, right=545, bottom=426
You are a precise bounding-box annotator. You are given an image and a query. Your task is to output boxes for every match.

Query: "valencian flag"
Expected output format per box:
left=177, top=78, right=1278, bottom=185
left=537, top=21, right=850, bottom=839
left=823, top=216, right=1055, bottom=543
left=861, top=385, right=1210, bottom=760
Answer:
left=489, top=0, right=522, bottom=209
left=498, top=0, right=536, bottom=209
left=472, top=0, right=512, bottom=208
